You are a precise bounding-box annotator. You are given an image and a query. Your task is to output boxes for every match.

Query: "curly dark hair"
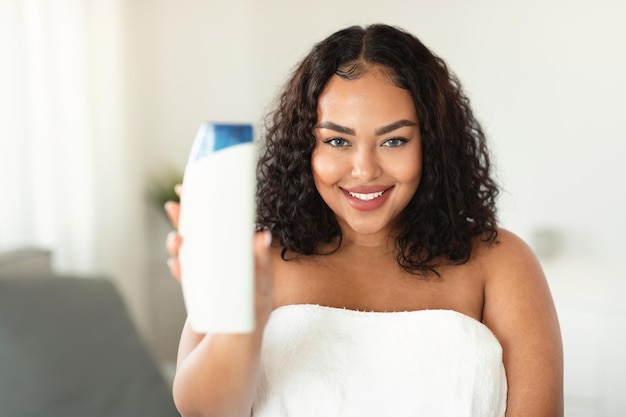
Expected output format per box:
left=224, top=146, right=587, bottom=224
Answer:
left=256, top=23, right=499, bottom=274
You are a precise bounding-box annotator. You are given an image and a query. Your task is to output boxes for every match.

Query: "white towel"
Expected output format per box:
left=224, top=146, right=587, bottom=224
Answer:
left=253, top=304, right=507, bottom=417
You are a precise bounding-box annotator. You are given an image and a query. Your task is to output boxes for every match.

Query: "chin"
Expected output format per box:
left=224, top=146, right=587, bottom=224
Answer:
left=341, top=219, right=394, bottom=239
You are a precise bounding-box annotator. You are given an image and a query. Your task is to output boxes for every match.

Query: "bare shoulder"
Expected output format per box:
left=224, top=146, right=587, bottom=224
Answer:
left=476, top=227, right=556, bottom=341
left=478, top=228, right=558, bottom=331
left=476, top=228, right=564, bottom=416
left=473, top=227, right=540, bottom=272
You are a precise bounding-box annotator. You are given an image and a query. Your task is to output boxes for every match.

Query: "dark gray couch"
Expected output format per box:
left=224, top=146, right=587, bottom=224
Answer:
left=0, top=248, right=180, bottom=417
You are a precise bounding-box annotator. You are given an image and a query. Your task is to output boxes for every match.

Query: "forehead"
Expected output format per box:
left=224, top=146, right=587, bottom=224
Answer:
left=317, top=70, right=418, bottom=125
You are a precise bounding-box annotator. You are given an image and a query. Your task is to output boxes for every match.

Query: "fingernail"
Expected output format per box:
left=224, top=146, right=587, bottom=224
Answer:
left=174, top=184, right=182, bottom=195
left=263, top=230, right=272, bottom=248
left=166, top=258, right=174, bottom=268
left=164, top=201, right=172, bottom=212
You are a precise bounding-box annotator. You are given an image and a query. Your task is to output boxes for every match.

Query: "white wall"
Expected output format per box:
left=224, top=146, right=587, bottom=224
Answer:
left=124, top=0, right=626, bottom=414
left=248, top=0, right=626, bottom=258
left=130, top=0, right=626, bottom=258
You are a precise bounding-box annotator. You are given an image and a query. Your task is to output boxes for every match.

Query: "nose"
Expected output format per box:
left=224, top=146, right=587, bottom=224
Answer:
left=351, top=147, right=382, bottom=182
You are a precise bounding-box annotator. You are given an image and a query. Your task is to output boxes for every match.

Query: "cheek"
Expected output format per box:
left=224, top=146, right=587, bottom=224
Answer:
left=311, top=150, right=340, bottom=186
left=410, top=146, right=424, bottom=184
left=391, top=152, right=423, bottom=186
left=411, top=156, right=423, bottom=185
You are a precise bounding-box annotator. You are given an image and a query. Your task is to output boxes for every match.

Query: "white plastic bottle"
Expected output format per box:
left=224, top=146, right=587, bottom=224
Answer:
left=177, top=122, right=256, bottom=333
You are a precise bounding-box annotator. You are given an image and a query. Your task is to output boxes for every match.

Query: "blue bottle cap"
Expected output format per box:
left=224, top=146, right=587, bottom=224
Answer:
left=188, top=122, right=253, bottom=162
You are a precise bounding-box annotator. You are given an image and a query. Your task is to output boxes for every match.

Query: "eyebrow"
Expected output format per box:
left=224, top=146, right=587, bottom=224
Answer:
left=315, top=119, right=418, bottom=136
left=375, top=119, right=418, bottom=135
left=315, top=121, right=355, bottom=135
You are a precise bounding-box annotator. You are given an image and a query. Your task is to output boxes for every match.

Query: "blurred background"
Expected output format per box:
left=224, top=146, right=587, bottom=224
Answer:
left=0, top=0, right=624, bottom=416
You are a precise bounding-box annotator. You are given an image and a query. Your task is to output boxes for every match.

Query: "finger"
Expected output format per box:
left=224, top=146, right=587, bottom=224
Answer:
left=254, top=230, right=272, bottom=266
left=164, top=200, right=181, bottom=230
left=167, top=257, right=181, bottom=282
left=254, top=230, right=273, bottom=294
left=165, top=230, right=182, bottom=257
left=253, top=230, right=274, bottom=324
left=174, top=183, right=182, bottom=198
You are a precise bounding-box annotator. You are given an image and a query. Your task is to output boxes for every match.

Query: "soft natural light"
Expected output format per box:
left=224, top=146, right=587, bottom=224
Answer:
left=0, top=0, right=151, bottom=351
left=1, top=0, right=98, bottom=271
left=0, top=2, right=624, bottom=415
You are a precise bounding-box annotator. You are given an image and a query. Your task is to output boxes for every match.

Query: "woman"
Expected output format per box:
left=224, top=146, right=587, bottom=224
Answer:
left=165, top=24, right=563, bottom=417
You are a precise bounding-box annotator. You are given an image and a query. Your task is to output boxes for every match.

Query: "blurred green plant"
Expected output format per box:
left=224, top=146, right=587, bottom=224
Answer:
left=145, top=166, right=183, bottom=212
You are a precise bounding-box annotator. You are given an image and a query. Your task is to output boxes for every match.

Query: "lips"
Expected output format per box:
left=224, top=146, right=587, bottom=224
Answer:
left=341, top=186, right=393, bottom=211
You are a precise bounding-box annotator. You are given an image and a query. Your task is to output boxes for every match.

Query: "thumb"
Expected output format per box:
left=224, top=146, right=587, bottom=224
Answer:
left=254, top=230, right=273, bottom=273
left=254, top=230, right=274, bottom=297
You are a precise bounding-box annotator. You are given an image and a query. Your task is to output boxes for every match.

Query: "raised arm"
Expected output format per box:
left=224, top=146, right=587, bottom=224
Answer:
left=165, top=196, right=275, bottom=417
left=482, top=229, right=564, bottom=417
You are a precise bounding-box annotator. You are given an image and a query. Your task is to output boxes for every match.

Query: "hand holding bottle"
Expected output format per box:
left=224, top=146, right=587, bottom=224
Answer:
left=165, top=189, right=274, bottom=416
left=164, top=186, right=275, bottom=331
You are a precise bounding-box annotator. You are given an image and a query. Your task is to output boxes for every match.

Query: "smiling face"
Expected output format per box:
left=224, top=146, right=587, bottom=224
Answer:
left=311, top=67, right=422, bottom=245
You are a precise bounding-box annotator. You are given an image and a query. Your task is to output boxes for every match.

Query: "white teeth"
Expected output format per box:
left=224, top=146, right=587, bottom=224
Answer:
left=348, top=191, right=384, bottom=201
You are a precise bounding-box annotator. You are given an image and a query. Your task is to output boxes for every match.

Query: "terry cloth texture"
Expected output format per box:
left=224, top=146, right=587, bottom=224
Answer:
left=253, top=304, right=507, bottom=417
